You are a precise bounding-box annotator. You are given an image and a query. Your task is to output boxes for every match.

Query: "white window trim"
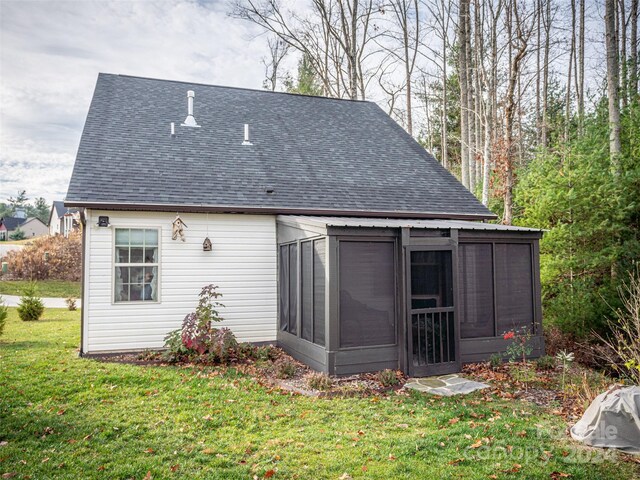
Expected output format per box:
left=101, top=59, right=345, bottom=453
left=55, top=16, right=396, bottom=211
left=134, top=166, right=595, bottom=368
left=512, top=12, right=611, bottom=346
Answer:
left=111, top=226, right=162, bottom=305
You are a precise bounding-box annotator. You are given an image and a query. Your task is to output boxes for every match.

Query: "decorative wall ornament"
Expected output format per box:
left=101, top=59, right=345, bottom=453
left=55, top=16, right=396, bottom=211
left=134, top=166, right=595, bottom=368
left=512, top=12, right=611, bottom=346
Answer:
left=172, top=215, right=187, bottom=242
left=202, top=237, right=212, bottom=251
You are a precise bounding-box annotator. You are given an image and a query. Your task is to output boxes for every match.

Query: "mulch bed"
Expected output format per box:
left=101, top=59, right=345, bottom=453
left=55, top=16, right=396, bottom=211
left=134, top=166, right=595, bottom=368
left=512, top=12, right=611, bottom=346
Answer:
left=89, top=348, right=406, bottom=398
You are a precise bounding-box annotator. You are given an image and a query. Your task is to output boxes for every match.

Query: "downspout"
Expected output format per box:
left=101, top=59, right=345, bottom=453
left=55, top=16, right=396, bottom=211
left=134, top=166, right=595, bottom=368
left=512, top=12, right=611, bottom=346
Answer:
left=79, top=208, right=87, bottom=357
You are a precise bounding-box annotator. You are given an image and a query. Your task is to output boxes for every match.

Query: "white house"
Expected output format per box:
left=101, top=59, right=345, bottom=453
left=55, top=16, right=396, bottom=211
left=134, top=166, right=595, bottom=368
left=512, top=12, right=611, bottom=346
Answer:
left=49, top=201, right=79, bottom=237
left=65, top=74, right=543, bottom=376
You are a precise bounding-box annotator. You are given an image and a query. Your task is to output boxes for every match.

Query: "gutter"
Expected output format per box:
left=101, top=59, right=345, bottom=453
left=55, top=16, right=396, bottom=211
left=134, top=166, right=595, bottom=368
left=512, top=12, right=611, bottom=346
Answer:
left=62, top=201, right=497, bottom=221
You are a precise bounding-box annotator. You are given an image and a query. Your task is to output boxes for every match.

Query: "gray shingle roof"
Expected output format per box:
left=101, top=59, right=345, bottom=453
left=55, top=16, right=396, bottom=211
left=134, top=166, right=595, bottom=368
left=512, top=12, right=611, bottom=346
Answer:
left=66, top=73, right=495, bottom=219
left=0, top=217, right=27, bottom=231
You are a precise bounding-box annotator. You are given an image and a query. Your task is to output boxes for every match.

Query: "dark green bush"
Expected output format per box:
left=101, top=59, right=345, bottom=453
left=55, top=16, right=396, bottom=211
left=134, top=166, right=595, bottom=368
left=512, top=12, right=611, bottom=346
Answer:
left=489, top=353, right=503, bottom=370
left=535, top=355, right=556, bottom=370
left=0, top=295, right=8, bottom=337
left=17, top=283, right=44, bottom=322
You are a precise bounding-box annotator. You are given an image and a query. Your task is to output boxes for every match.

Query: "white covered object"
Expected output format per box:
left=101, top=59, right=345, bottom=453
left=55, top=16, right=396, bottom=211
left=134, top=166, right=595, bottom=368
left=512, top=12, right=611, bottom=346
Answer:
left=570, top=385, right=640, bottom=454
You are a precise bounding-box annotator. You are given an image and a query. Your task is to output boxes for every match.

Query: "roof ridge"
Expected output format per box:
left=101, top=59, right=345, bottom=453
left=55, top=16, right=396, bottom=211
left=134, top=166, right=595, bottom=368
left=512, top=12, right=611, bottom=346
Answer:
left=99, top=73, right=370, bottom=104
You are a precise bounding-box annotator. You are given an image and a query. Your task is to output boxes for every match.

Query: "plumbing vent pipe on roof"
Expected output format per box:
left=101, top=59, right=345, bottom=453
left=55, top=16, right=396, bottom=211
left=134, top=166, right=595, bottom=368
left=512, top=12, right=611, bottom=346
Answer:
left=181, top=90, right=200, bottom=128
left=242, top=123, right=253, bottom=145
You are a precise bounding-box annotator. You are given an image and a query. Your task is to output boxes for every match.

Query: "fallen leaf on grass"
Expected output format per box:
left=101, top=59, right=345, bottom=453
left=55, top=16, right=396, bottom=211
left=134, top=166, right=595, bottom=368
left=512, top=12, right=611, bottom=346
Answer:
left=57, top=409, right=65, bottom=416
left=469, top=440, right=483, bottom=449
left=338, top=474, right=352, bottom=480
left=202, top=448, right=215, bottom=455
left=396, top=423, right=409, bottom=429
left=550, top=472, right=572, bottom=479
left=0, top=442, right=7, bottom=447
left=2, top=473, right=17, bottom=479
left=97, top=466, right=105, bottom=471
left=170, top=465, right=179, bottom=472
left=143, top=472, right=152, bottom=480
left=264, top=469, right=276, bottom=478
left=41, top=458, right=49, bottom=463
left=144, top=448, right=154, bottom=454
left=388, top=454, right=397, bottom=461
left=449, top=418, right=460, bottom=425
left=517, top=430, right=527, bottom=437
left=448, top=458, right=464, bottom=465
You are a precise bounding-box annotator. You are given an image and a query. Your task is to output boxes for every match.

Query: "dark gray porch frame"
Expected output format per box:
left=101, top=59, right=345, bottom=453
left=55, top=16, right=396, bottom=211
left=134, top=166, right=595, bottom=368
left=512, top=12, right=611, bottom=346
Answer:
left=275, top=217, right=544, bottom=376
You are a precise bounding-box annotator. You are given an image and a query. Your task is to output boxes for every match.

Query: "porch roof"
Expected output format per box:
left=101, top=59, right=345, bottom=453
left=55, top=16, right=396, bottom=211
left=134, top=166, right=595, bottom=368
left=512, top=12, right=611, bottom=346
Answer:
left=277, top=215, right=543, bottom=232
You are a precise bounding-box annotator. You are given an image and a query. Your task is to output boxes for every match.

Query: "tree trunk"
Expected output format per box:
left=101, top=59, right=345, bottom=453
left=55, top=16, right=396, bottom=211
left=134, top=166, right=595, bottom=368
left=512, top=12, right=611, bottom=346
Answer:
left=619, top=0, right=628, bottom=109
left=606, top=0, right=622, bottom=166
left=541, top=0, right=551, bottom=148
left=441, top=0, right=449, bottom=169
left=467, top=0, right=476, bottom=193
left=631, top=0, right=639, bottom=97
left=459, top=0, right=470, bottom=188
left=577, top=0, right=585, bottom=133
left=565, top=0, right=576, bottom=144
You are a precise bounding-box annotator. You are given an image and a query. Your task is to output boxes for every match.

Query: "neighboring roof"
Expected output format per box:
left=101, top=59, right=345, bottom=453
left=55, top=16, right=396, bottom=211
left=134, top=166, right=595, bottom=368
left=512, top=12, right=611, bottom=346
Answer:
left=0, top=217, right=27, bottom=231
left=50, top=201, right=78, bottom=225
left=66, top=73, right=495, bottom=220
left=278, top=215, right=543, bottom=232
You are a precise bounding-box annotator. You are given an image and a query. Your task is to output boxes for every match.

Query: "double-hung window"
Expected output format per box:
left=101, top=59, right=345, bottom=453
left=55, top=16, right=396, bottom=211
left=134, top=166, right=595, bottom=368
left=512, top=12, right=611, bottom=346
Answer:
left=114, top=228, right=159, bottom=302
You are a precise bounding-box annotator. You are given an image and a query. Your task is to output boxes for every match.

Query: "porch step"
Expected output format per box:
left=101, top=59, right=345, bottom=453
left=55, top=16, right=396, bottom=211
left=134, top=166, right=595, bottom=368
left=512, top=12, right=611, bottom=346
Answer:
left=404, top=374, right=488, bottom=396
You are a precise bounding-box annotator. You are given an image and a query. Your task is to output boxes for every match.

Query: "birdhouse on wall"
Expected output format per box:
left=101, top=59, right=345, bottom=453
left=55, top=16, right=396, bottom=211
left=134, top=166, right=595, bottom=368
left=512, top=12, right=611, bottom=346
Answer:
left=202, top=237, right=212, bottom=252
left=172, top=215, right=187, bottom=242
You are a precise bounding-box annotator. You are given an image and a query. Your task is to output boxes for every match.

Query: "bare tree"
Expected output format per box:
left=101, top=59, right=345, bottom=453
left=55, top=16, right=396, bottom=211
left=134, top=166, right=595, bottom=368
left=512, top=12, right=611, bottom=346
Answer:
left=459, top=0, right=470, bottom=188
left=379, top=0, right=421, bottom=136
left=577, top=0, right=585, bottom=132
left=503, top=0, right=533, bottom=225
left=606, top=0, right=622, bottom=165
left=262, top=36, right=290, bottom=91
left=541, top=0, right=552, bottom=148
left=231, top=0, right=378, bottom=100
left=631, top=0, right=638, bottom=96
left=618, top=0, right=628, bottom=109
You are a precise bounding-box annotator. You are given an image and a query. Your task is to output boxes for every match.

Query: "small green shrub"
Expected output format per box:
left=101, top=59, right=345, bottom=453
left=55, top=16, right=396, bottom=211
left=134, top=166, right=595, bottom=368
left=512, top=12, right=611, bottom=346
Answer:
left=65, top=297, right=77, bottom=311
left=535, top=355, right=556, bottom=370
left=273, top=356, right=297, bottom=379
left=0, top=295, right=8, bottom=337
left=306, top=372, right=333, bottom=391
left=376, top=369, right=400, bottom=387
left=17, top=283, right=44, bottom=322
left=255, top=345, right=279, bottom=361
left=489, top=353, right=503, bottom=370
left=210, top=327, right=238, bottom=363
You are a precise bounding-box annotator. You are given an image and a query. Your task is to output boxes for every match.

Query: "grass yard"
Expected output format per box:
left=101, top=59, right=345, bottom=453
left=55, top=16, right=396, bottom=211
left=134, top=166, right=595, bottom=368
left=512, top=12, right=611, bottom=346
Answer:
left=0, top=310, right=637, bottom=480
left=0, top=280, right=81, bottom=298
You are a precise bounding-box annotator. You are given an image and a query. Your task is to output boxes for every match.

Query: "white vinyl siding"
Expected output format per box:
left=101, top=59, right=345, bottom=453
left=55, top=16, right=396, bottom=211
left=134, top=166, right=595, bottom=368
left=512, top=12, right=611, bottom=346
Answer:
left=83, top=210, right=277, bottom=353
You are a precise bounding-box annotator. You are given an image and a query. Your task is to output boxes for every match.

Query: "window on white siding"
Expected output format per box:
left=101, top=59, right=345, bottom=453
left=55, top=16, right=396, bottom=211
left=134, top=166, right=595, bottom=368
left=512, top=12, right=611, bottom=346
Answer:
left=114, top=228, right=159, bottom=302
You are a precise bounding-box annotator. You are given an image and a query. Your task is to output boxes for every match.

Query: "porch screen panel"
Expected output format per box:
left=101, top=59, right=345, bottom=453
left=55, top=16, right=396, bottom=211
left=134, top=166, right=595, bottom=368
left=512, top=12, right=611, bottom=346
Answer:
left=313, top=239, right=326, bottom=346
left=301, top=241, right=313, bottom=342
left=495, top=243, right=534, bottom=333
left=459, top=243, right=494, bottom=338
left=279, top=245, right=290, bottom=332
left=288, top=244, right=298, bottom=335
left=339, top=241, right=395, bottom=348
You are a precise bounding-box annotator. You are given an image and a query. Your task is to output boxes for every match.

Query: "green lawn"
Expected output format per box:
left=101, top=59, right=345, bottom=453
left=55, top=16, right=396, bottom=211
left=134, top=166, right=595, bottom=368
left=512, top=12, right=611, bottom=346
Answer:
left=0, top=310, right=637, bottom=479
left=0, top=280, right=80, bottom=298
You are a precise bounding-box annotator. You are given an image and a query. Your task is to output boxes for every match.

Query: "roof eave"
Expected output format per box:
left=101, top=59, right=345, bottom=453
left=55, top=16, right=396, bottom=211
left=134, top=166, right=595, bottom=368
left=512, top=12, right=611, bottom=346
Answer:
left=63, top=200, right=498, bottom=221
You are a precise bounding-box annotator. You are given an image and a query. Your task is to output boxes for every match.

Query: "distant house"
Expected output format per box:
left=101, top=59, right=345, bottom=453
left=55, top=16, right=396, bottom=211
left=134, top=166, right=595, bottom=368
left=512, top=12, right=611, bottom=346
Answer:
left=66, top=73, right=544, bottom=376
left=49, top=201, right=79, bottom=237
left=0, top=215, right=48, bottom=241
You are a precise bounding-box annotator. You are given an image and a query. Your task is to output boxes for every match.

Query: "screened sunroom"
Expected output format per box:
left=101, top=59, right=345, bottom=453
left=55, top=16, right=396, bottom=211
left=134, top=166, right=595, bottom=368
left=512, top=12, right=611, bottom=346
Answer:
left=276, top=216, right=544, bottom=377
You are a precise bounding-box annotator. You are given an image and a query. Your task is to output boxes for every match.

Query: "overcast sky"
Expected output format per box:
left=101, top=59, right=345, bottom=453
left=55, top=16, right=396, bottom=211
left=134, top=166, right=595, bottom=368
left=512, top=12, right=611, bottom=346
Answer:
left=0, top=0, right=276, bottom=204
